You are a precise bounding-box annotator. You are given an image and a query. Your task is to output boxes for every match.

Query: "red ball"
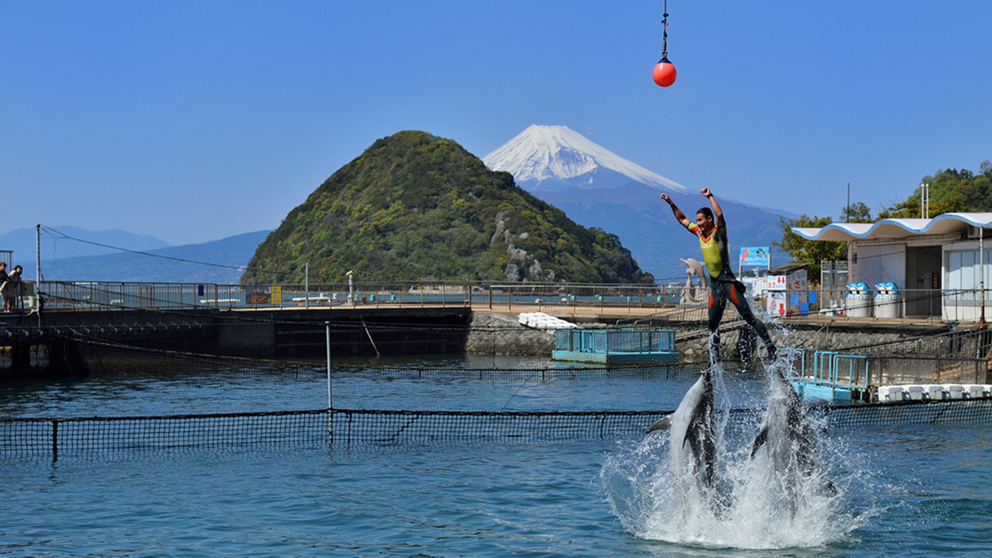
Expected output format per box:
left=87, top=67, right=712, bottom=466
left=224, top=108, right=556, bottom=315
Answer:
left=653, top=57, right=677, bottom=87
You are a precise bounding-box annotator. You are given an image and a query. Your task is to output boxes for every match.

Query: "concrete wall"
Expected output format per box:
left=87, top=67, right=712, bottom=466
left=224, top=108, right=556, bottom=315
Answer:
left=464, top=311, right=990, bottom=366
left=465, top=311, right=554, bottom=356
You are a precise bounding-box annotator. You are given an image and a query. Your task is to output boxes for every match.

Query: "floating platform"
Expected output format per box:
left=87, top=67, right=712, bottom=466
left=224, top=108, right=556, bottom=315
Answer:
left=552, top=328, right=677, bottom=365
left=793, top=379, right=871, bottom=404
left=877, top=384, right=992, bottom=402
left=787, top=349, right=872, bottom=403
left=786, top=348, right=992, bottom=404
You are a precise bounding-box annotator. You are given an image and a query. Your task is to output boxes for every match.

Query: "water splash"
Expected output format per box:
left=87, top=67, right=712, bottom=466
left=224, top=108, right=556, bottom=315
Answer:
left=601, top=359, right=878, bottom=550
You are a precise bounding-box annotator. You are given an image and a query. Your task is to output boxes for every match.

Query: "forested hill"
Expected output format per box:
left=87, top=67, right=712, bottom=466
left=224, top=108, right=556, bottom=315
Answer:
left=879, top=161, right=992, bottom=218
left=240, top=131, right=653, bottom=285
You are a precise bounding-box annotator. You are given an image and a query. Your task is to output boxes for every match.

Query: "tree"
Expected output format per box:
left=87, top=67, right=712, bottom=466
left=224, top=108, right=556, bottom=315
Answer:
left=878, top=162, right=991, bottom=219
left=839, top=201, right=873, bottom=223
left=774, top=214, right=847, bottom=280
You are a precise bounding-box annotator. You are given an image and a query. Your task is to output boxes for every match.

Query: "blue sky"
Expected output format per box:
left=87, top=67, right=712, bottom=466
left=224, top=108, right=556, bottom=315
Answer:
left=2, top=1, right=990, bottom=246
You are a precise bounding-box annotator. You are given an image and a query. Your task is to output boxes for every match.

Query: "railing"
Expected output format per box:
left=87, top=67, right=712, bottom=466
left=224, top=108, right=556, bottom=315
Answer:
left=868, top=356, right=989, bottom=385
left=790, top=349, right=989, bottom=386
left=19, top=280, right=992, bottom=325
left=33, top=281, right=692, bottom=315
left=763, top=287, right=991, bottom=323
left=555, top=329, right=676, bottom=354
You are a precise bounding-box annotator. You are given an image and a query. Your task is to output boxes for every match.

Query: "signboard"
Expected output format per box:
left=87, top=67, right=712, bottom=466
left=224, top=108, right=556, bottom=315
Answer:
left=245, top=286, right=270, bottom=305
left=271, top=286, right=282, bottom=305
left=765, top=269, right=808, bottom=291
left=739, top=247, right=771, bottom=268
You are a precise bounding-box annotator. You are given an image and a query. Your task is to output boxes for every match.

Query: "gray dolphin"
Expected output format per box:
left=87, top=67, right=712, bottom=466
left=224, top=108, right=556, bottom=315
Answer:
left=751, top=366, right=836, bottom=505
left=648, top=366, right=717, bottom=490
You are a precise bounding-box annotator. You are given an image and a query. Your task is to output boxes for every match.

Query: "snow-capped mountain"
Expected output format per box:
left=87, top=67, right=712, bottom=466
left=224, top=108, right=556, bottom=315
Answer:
left=483, top=124, right=687, bottom=193
left=483, top=124, right=792, bottom=279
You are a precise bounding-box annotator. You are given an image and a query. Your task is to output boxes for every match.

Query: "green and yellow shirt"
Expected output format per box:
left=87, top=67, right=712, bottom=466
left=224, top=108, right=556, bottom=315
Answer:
left=687, top=222, right=731, bottom=280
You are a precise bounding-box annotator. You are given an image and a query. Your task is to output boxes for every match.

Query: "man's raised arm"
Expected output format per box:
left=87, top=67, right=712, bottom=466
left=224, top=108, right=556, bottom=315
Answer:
left=700, top=187, right=725, bottom=227
left=661, top=193, right=691, bottom=228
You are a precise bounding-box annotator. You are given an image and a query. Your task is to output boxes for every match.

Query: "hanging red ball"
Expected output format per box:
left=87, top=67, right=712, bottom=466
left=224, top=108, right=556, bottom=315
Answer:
left=653, top=56, right=677, bottom=87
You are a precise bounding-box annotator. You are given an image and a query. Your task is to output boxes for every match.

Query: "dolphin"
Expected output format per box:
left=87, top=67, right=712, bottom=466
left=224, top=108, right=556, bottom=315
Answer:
left=750, top=365, right=836, bottom=506
left=648, top=366, right=718, bottom=490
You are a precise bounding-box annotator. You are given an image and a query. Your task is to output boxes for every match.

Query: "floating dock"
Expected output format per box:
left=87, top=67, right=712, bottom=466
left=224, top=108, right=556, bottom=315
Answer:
left=876, top=383, right=992, bottom=402
left=552, top=328, right=678, bottom=365
left=790, top=350, right=872, bottom=403
left=787, top=348, right=992, bottom=404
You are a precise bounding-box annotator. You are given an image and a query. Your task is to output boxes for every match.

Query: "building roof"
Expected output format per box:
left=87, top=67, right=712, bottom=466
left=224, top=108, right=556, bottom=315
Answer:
left=794, top=213, right=992, bottom=242
left=769, top=262, right=808, bottom=274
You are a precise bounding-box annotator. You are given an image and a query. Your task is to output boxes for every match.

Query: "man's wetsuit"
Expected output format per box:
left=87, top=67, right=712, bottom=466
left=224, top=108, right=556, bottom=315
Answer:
left=687, top=221, right=776, bottom=363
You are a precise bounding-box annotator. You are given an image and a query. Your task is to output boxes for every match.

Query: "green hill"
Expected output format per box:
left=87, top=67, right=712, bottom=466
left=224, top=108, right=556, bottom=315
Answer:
left=241, top=131, right=653, bottom=285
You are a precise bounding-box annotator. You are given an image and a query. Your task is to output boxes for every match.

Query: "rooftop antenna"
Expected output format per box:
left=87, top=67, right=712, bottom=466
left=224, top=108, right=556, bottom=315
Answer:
left=921, top=182, right=930, bottom=219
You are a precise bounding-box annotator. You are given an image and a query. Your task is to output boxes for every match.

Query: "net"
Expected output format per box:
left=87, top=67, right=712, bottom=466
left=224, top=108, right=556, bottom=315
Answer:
left=5, top=399, right=992, bottom=459
left=2, top=336, right=992, bottom=459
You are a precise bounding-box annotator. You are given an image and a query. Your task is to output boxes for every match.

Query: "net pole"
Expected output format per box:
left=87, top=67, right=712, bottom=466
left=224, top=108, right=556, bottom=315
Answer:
left=332, top=321, right=334, bottom=444
left=325, top=321, right=332, bottom=409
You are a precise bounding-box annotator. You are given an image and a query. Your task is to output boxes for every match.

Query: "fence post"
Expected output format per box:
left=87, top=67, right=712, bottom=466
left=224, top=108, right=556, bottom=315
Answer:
left=325, top=321, right=332, bottom=410
left=52, top=419, right=58, bottom=461
left=332, top=321, right=334, bottom=444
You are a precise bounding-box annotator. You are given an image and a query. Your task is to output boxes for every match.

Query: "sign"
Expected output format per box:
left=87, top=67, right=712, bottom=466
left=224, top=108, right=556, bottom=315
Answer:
left=271, top=286, right=282, bottom=305
left=739, top=247, right=771, bottom=267
left=765, top=269, right=808, bottom=291
left=245, top=286, right=270, bottom=305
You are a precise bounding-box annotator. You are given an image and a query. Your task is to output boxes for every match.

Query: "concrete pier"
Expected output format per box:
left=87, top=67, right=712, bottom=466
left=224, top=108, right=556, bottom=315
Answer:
left=0, top=304, right=986, bottom=378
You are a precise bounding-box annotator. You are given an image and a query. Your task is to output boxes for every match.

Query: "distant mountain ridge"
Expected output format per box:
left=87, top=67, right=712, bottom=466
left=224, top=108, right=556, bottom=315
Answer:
left=34, top=231, right=269, bottom=283
left=0, top=226, right=171, bottom=267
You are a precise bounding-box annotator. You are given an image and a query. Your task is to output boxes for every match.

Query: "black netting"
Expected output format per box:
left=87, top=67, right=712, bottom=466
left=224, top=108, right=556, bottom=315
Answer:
left=3, top=337, right=992, bottom=459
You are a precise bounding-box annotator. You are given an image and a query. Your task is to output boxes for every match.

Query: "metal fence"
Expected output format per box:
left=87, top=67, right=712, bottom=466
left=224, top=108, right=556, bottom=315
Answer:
left=33, top=280, right=689, bottom=314
left=22, top=280, right=992, bottom=325
left=789, top=349, right=989, bottom=386
left=555, top=329, right=676, bottom=354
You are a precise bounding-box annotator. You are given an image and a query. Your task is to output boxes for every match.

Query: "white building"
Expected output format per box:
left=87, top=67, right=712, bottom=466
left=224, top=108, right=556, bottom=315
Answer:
left=795, top=213, right=992, bottom=322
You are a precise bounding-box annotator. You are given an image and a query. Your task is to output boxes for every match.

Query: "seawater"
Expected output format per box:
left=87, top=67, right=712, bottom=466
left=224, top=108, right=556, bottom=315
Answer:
left=2, top=359, right=992, bottom=557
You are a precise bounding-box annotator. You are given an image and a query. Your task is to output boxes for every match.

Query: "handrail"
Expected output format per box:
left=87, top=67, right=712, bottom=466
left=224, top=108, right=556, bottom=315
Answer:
left=15, top=280, right=992, bottom=324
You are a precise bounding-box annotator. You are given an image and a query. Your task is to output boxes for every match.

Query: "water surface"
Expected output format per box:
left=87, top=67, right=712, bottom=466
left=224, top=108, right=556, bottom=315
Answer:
left=2, top=359, right=990, bottom=557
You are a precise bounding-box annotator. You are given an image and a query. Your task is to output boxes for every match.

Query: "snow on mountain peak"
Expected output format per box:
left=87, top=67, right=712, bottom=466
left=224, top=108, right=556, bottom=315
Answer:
left=483, top=124, right=686, bottom=193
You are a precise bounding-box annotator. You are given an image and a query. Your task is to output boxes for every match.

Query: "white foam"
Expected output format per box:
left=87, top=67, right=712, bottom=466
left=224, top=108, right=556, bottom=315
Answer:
left=601, top=361, right=870, bottom=550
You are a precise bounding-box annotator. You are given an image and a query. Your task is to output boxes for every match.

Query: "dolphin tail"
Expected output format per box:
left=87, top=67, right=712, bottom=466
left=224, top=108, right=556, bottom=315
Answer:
left=750, top=425, right=768, bottom=458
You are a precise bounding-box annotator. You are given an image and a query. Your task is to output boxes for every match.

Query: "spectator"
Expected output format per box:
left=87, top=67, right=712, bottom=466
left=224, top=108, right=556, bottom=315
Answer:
left=3, top=265, right=22, bottom=312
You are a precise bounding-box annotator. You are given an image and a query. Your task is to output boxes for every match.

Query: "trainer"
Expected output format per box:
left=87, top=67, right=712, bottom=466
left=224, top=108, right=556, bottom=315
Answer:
left=661, top=188, right=777, bottom=364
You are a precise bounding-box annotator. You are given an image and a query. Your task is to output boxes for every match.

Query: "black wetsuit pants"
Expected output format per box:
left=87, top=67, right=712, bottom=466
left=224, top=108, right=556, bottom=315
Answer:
left=708, top=278, right=775, bottom=363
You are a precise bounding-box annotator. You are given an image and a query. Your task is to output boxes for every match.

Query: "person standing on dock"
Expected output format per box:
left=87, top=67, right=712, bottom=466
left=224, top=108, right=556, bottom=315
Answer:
left=2, top=265, right=22, bottom=312
left=661, top=188, right=777, bottom=364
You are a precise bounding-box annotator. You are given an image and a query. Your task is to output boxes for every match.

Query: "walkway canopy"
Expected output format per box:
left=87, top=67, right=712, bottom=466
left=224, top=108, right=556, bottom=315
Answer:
left=794, top=213, right=992, bottom=242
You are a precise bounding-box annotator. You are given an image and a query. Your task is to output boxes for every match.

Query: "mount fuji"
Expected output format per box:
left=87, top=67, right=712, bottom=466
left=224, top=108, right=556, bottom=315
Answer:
left=483, top=124, right=686, bottom=193
left=484, top=125, right=791, bottom=280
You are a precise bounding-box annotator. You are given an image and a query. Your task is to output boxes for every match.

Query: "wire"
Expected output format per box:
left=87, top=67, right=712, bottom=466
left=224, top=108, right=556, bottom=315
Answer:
left=39, top=225, right=246, bottom=272
left=661, top=0, right=670, bottom=57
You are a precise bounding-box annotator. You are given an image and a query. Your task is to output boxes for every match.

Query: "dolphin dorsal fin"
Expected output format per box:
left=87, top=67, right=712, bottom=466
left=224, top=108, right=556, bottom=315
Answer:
left=750, top=426, right=769, bottom=458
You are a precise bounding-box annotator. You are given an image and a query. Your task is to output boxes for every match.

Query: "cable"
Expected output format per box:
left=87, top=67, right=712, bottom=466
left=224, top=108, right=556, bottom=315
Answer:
left=39, top=225, right=246, bottom=271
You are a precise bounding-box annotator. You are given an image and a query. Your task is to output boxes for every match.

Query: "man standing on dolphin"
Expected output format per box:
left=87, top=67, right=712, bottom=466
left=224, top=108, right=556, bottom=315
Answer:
left=661, top=188, right=777, bottom=365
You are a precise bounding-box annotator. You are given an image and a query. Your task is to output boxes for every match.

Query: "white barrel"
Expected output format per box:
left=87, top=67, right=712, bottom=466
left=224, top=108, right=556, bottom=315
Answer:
left=874, top=293, right=902, bottom=318
left=845, top=293, right=873, bottom=318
